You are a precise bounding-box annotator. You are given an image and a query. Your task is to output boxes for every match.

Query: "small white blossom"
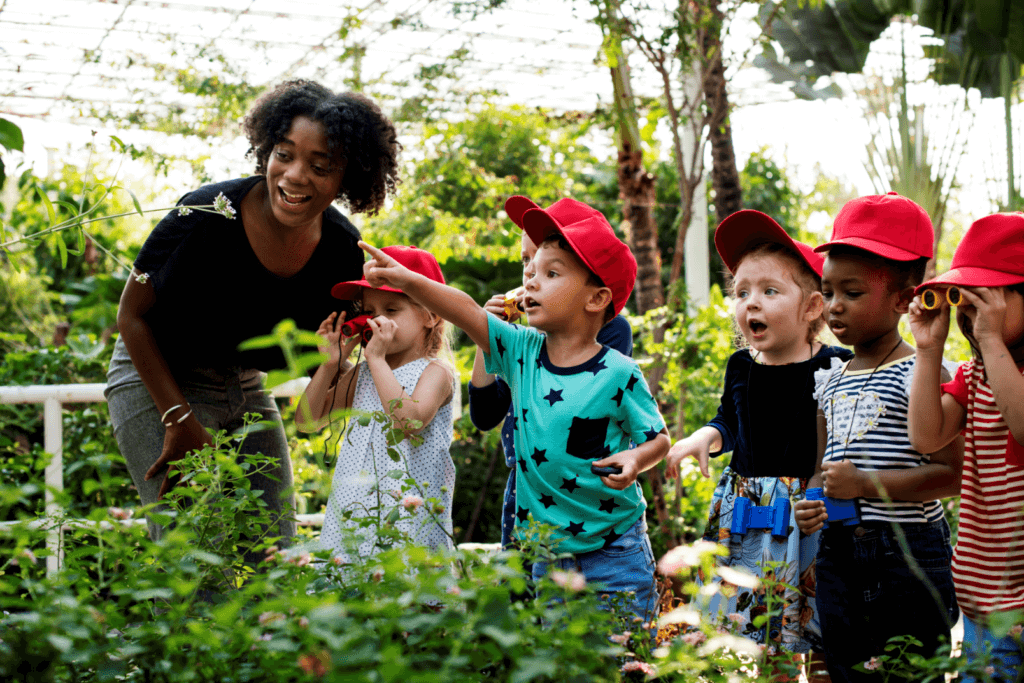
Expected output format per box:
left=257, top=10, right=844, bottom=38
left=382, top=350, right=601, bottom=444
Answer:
left=177, top=206, right=193, bottom=216
left=213, top=192, right=236, bottom=219
left=134, top=271, right=150, bottom=284
left=863, top=657, right=882, bottom=671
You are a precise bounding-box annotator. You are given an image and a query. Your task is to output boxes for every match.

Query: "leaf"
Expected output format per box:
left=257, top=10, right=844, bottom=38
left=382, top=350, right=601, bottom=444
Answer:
left=238, top=334, right=279, bottom=350
left=55, top=231, right=68, bottom=268
left=47, top=634, right=73, bottom=653
left=126, top=188, right=144, bottom=217
left=0, top=118, right=24, bottom=151
left=36, top=185, right=57, bottom=225
left=386, top=469, right=405, bottom=479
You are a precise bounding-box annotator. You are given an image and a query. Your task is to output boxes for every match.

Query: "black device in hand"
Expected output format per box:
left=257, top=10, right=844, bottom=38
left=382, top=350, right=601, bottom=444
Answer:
left=590, top=464, right=623, bottom=477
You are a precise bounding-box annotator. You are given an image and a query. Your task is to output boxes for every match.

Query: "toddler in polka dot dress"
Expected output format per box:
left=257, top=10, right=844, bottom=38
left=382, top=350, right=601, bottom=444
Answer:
left=298, top=246, right=456, bottom=564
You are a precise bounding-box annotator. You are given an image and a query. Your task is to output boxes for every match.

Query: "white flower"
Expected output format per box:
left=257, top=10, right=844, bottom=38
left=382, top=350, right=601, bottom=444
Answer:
left=609, top=631, right=632, bottom=644
left=213, top=192, right=236, bottom=219
left=659, top=607, right=700, bottom=627
left=177, top=206, right=193, bottom=216
left=716, top=566, right=761, bottom=589
left=620, top=661, right=656, bottom=676
left=657, top=540, right=725, bottom=576
left=550, top=569, right=586, bottom=592
left=863, top=657, right=882, bottom=671
left=134, top=271, right=150, bottom=284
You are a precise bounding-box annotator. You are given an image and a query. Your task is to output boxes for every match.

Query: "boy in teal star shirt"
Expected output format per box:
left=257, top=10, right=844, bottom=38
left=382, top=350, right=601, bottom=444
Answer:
left=358, top=196, right=669, bottom=623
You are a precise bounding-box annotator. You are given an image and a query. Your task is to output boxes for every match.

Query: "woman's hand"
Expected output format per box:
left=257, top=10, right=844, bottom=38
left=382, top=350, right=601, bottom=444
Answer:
left=666, top=436, right=711, bottom=479
left=317, top=312, right=361, bottom=366
left=146, top=413, right=214, bottom=498
left=821, top=458, right=865, bottom=499
left=363, top=315, right=397, bottom=361
left=794, top=499, right=827, bottom=535
left=908, top=295, right=951, bottom=352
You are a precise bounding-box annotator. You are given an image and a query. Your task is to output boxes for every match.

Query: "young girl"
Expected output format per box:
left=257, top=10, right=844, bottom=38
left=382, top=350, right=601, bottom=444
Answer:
left=667, top=210, right=846, bottom=680
left=468, top=195, right=633, bottom=550
left=298, top=245, right=456, bottom=564
left=908, top=212, right=1024, bottom=683
left=794, top=193, right=961, bottom=682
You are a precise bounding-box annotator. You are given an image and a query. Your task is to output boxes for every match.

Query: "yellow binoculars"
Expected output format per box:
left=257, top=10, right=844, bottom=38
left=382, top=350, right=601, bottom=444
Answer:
left=503, top=288, right=526, bottom=320
left=921, top=286, right=962, bottom=310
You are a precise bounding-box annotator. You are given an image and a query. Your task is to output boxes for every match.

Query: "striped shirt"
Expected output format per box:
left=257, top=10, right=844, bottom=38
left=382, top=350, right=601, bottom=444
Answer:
left=814, top=355, right=945, bottom=524
left=943, top=359, right=1024, bottom=619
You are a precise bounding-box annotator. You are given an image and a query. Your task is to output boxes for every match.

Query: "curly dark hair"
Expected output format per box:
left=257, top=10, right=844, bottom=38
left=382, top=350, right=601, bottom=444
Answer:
left=243, top=80, right=401, bottom=215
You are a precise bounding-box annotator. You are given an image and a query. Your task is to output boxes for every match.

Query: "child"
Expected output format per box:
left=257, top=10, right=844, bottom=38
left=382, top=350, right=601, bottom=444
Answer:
left=907, top=212, right=1024, bottom=683
left=469, top=196, right=633, bottom=550
left=298, top=245, right=456, bottom=564
left=666, top=210, right=849, bottom=678
left=359, top=197, right=670, bottom=623
left=794, top=193, right=962, bottom=682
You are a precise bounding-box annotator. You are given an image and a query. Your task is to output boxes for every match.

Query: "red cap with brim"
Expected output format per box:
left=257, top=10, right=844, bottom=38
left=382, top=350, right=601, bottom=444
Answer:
left=815, top=192, right=934, bottom=261
left=331, top=245, right=445, bottom=300
left=511, top=196, right=637, bottom=316
left=714, top=210, right=825, bottom=276
left=915, top=212, right=1024, bottom=294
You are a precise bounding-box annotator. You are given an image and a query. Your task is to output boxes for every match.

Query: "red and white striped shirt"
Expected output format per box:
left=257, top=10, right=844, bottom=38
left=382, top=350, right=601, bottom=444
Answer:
left=943, top=359, right=1024, bottom=619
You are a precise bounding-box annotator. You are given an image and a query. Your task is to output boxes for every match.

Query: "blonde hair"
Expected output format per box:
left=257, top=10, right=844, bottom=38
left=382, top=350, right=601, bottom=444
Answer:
left=421, top=307, right=456, bottom=383
left=728, top=242, right=826, bottom=346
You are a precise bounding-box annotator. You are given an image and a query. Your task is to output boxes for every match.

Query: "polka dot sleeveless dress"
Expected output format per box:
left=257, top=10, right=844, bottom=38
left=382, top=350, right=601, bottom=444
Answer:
left=319, top=358, right=455, bottom=563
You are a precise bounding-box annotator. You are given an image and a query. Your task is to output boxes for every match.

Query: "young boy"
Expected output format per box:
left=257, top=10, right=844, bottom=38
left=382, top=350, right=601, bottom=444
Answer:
left=468, top=196, right=633, bottom=551
left=359, top=198, right=670, bottom=623
left=793, top=192, right=963, bottom=682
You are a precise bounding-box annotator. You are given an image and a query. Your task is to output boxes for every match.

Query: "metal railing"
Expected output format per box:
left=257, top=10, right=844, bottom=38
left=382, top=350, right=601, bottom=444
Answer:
left=0, top=378, right=313, bottom=576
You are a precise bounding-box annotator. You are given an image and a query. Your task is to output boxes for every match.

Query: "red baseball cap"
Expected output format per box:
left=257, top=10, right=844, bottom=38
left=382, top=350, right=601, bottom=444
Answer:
left=815, top=192, right=934, bottom=261
left=331, top=245, right=445, bottom=299
left=506, top=195, right=637, bottom=316
left=916, top=212, right=1024, bottom=293
left=714, top=209, right=825, bottom=277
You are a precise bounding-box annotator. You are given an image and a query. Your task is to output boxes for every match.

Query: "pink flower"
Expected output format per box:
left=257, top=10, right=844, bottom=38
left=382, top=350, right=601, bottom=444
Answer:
left=863, top=657, right=882, bottom=671
left=107, top=507, right=133, bottom=520
left=297, top=651, right=330, bottom=677
left=12, top=549, right=36, bottom=567
left=550, top=569, right=586, bottom=592
left=258, top=611, right=284, bottom=626
left=682, top=631, right=707, bottom=646
left=726, top=612, right=744, bottom=624
left=609, top=631, right=632, bottom=644
left=371, top=569, right=385, bottom=583
left=986, top=666, right=996, bottom=675
left=298, top=617, right=309, bottom=628
left=657, top=540, right=723, bottom=576
left=401, top=495, right=424, bottom=511
left=1011, top=624, right=1023, bottom=637
left=446, top=585, right=461, bottom=596
left=330, top=556, right=343, bottom=567
left=621, top=660, right=656, bottom=676
left=287, top=553, right=312, bottom=568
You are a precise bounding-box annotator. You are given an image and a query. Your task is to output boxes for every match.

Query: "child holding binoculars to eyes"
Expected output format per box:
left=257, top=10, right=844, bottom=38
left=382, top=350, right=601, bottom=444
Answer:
left=297, top=245, right=457, bottom=564
left=908, top=212, right=1024, bottom=683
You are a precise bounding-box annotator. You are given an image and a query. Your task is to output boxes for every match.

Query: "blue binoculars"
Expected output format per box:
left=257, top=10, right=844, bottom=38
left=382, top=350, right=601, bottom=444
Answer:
left=730, top=496, right=791, bottom=538
left=804, top=487, right=860, bottom=527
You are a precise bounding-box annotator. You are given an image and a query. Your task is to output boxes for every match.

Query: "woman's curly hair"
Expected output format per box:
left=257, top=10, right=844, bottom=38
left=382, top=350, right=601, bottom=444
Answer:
left=243, top=80, right=400, bottom=215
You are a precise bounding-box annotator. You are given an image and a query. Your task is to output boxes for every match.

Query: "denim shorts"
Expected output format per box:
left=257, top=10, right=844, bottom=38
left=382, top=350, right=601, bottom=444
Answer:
left=531, top=515, right=658, bottom=627
left=815, top=518, right=958, bottom=682
left=105, top=338, right=296, bottom=561
left=960, top=613, right=1024, bottom=683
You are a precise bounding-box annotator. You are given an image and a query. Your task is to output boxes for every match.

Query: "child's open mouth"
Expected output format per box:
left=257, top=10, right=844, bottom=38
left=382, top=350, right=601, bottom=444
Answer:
left=280, top=187, right=311, bottom=206
left=829, top=319, right=847, bottom=335
left=524, top=297, right=539, bottom=311
left=749, top=320, right=767, bottom=337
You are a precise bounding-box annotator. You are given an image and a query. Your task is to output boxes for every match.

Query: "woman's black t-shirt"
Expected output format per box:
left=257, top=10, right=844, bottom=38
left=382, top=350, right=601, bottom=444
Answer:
left=706, top=344, right=853, bottom=479
left=133, top=176, right=363, bottom=375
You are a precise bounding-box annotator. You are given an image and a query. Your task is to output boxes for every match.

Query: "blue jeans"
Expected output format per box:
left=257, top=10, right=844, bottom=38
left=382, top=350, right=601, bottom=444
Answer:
left=531, top=516, right=658, bottom=626
left=106, top=339, right=295, bottom=562
left=816, top=519, right=959, bottom=682
left=960, top=614, right=1024, bottom=683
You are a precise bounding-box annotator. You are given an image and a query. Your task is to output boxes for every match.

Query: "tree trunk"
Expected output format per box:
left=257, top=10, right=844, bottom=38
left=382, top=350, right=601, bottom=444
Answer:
left=617, top=144, right=663, bottom=313
left=702, top=2, right=742, bottom=225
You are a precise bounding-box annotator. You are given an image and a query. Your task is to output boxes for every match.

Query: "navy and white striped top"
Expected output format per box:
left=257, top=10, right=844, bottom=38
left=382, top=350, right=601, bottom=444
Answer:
left=813, top=355, right=945, bottom=524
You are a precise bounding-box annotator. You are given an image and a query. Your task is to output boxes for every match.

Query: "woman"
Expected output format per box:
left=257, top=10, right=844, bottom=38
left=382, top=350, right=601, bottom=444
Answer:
left=105, top=80, right=400, bottom=555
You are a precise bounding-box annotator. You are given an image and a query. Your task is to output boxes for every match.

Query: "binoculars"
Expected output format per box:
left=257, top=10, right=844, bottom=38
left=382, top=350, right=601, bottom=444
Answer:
left=503, top=288, right=526, bottom=320
left=804, top=487, right=860, bottom=527
left=730, top=496, right=791, bottom=538
left=920, top=286, right=962, bottom=310
left=340, top=314, right=374, bottom=343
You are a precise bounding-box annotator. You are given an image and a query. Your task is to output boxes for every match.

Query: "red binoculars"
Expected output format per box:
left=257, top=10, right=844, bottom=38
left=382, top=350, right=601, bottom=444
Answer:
left=340, top=314, right=374, bottom=343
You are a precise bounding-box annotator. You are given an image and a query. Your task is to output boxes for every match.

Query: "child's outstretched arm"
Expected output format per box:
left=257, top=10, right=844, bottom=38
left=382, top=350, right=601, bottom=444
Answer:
left=593, top=429, right=671, bottom=491
left=362, top=315, right=453, bottom=433
left=962, top=287, right=1024, bottom=445
left=297, top=312, right=362, bottom=432
left=908, top=296, right=967, bottom=453
left=361, top=241, right=491, bottom=352
left=665, top=427, right=723, bottom=479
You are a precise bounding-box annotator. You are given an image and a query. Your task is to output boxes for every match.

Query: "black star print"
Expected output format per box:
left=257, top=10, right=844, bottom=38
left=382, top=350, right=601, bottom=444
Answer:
left=531, top=448, right=548, bottom=466
left=510, top=415, right=519, bottom=431
left=612, top=387, right=625, bottom=407
left=535, top=357, right=543, bottom=369
left=601, top=529, right=622, bottom=548
left=539, top=493, right=556, bottom=508
left=616, top=419, right=629, bottom=433
left=560, top=477, right=580, bottom=494
left=495, top=337, right=507, bottom=358
left=644, top=427, right=660, bottom=442
left=566, top=521, right=586, bottom=536
left=518, top=457, right=528, bottom=473
left=544, top=388, right=564, bottom=406
left=521, top=408, right=529, bottom=424
left=586, top=359, right=608, bottom=376
left=516, top=506, right=529, bottom=523
left=518, top=357, right=525, bottom=372
left=626, top=374, right=640, bottom=392
left=598, top=498, right=620, bottom=513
